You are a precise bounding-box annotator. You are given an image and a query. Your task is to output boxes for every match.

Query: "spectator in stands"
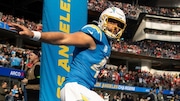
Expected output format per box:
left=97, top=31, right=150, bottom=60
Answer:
left=140, top=95, right=148, bottom=101
left=5, top=90, right=14, bottom=101
left=147, top=88, right=158, bottom=101
left=112, top=94, right=121, bottom=101
left=112, top=70, right=120, bottom=84
left=15, top=87, right=24, bottom=101
left=112, top=95, right=117, bottom=101
left=170, top=95, right=175, bottom=101
left=174, top=94, right=180, bottom=101
left=0, top=81, right=8, bottom=101
left=121, top=94, right=128, bottom=101
left=127, top=94, right=134, bottom=101
left=9, top=6, right=127, bottom=101
left=13, top=86, right=24, bottom=101
left=104, top=92, right=110, bottom=101
left=0, top=52, right=9, bottom=67
left=11, top=84, right=18, bottom=97
left=157, top=90, right=164, bottom=101
left=10, top=53, right=22, bottom=69
left=21, top=50, right=40, bottom=101
left=97, top=90, right=104, bottom=99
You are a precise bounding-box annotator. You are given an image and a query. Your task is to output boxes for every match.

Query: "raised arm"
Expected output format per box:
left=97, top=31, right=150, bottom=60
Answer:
left=9, top=23, right=96, bottom=49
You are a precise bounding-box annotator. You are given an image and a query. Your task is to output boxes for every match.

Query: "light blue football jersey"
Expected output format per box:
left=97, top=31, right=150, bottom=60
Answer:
left=63, top=24, right=111, bottom=89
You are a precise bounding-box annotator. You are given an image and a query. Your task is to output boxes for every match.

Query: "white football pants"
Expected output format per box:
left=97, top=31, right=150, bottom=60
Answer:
left=60, top=82, right=104, bottom=101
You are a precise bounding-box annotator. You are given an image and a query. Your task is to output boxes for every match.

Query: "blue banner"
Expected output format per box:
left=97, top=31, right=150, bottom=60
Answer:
left=94, top=82, right=174, bottom=95
left=0, top=67, right=24, bottom=79
left=40, top=0, right=87, bottom=101
left=0, top=22, right=10, bottom=30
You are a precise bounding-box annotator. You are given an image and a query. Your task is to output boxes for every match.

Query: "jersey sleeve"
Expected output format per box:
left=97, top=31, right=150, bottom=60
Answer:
left=80, top=24, right=103, bottom=42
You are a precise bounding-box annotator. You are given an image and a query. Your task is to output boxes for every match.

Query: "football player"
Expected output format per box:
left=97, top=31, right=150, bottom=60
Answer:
left=9, top=7, right=126, bottom=101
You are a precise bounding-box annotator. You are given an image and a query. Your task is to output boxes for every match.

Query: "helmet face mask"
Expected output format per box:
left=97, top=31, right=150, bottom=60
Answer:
left=98, top=7, right=126, bottom=40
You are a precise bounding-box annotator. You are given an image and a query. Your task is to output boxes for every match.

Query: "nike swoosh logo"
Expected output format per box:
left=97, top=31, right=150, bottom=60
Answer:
left=87, top=29, right=93, bottom=35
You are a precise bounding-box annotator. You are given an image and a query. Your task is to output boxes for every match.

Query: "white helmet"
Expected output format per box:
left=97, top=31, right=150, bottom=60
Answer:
left=98, top=7, right=126, bottom=39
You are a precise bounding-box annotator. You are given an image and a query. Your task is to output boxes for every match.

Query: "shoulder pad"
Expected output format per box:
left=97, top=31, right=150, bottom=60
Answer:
left=81, top=24, right=103, bottom=42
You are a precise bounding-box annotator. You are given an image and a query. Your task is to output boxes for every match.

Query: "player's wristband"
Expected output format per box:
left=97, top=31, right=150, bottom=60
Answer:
left=31, top=31, right=41, bottom=41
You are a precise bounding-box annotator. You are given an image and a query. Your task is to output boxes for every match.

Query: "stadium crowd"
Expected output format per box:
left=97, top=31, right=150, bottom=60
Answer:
left=88, top=0, right=180, bottom=19
left=0, top=43, right=36, bottom=69
left=112, top=39, right=180, bottom=59
left=0, top=39, right=179, bottom=100
left=98, top=64, right=180, bottom=93
left=0, top=0, right=180, bottom=101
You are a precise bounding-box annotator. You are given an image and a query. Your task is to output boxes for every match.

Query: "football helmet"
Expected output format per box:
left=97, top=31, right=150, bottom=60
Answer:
left=98, top=7, right=126, bottom=39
